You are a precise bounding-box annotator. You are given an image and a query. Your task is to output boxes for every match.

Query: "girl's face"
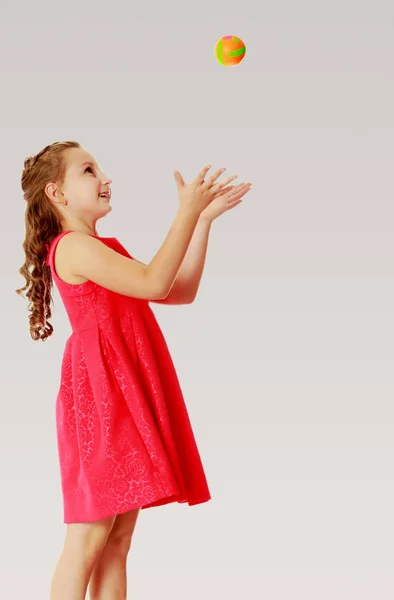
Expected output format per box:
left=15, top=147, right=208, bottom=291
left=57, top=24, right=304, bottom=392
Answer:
left=46, top=146, right=113, bottom=231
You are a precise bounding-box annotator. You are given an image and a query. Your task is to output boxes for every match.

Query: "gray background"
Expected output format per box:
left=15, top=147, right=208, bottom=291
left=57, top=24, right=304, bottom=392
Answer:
left=2, top=1, right=394, bottom=598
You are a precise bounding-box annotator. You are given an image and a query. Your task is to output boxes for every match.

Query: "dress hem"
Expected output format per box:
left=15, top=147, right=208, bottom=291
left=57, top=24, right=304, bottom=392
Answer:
left=64, top=490, right=212, bottom=524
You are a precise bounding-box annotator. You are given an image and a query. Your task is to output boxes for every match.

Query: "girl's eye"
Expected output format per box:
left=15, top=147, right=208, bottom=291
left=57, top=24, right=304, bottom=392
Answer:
left=85, top=166, right=94, bottom=173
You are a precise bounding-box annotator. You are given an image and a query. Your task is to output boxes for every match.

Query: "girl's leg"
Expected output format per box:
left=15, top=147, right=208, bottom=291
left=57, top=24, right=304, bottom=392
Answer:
left=50, top=515, right=116, bottom=600
left=88, top=507, right=141, bottom=600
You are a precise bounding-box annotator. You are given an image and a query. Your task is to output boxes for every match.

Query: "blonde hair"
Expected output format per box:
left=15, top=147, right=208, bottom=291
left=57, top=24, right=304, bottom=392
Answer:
left=15, top=140, right=81, bottom=341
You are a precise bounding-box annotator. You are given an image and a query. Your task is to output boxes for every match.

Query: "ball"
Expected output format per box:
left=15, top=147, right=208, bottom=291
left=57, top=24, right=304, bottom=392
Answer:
left=214, top=35, right=246, bottom=67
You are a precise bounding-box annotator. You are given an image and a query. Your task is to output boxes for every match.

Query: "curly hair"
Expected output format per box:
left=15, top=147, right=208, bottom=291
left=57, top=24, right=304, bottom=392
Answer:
left=15, top=140, right=81, bottom=342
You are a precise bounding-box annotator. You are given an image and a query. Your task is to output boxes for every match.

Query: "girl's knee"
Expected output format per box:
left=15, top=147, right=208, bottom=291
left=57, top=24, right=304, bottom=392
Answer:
left=64, top=515, right=117, bottom=561
left=107, top=508, right=140, bottom=543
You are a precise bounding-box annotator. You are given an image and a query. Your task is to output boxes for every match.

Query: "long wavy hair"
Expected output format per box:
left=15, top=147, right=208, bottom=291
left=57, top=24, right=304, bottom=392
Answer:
left=15, top=140, right=81, bottom=342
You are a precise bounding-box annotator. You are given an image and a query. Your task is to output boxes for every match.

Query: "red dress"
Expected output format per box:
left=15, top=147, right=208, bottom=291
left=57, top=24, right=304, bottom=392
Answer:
left=46, top=230, right=211, bottom=524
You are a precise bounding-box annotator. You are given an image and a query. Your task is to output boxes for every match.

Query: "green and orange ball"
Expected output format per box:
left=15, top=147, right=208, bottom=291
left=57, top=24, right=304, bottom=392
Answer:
left=214, top=35, right=246, bottom=66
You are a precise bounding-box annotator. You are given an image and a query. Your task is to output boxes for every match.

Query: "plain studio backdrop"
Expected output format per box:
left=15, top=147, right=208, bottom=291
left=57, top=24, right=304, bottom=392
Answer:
left=1, top=1, right=394, bottom=598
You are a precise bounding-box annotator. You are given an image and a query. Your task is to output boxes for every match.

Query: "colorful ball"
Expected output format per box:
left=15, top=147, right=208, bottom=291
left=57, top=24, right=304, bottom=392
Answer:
left=214, top=35, right=246, bottom=67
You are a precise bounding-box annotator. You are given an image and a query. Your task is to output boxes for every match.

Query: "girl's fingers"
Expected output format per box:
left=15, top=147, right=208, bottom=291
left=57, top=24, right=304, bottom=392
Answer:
left=228, top=183, right=251, bottom=200
left=228, top=199, right=243, bottom=208
left=205, top=168, right=236, bottom=190
left=222, top=174, right=238, bottom=186
left=207, top=168, right=224, bottom=183
left=212, top=182, right=251, bottom=200
left=229, top=183, right=251, bottom=194
left=195, top=166, right=251, bottom=198
left=214, top=184, right=235, bottom=195
left=194, top=165, right=212, bottom=184
left=211, top=173, right=237, bottom=192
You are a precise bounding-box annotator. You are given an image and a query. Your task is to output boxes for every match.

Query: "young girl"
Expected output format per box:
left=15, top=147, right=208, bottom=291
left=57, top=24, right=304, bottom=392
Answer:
left=16, top=141, right=251, bottom=600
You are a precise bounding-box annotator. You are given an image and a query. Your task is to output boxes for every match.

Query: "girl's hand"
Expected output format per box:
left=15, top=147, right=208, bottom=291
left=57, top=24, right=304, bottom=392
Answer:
left=199, top=181, right=252, bottom=223
left=173, top=165, right=237, bottom=216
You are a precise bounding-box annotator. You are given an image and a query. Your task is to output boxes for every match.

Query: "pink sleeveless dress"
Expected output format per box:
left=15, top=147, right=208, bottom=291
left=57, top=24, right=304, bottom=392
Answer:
left=46, top=230, right=211, bottom=523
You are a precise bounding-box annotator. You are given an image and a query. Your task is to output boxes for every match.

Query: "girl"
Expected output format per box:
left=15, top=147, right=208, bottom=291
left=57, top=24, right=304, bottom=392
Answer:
left=16, top=141, right=251, bottom=600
